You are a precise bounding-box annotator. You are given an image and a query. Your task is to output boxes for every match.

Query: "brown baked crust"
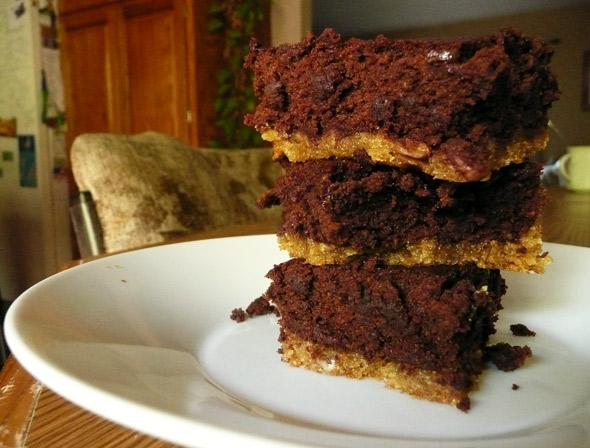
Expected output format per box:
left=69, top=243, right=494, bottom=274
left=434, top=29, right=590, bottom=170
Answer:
left=259, top=155, right=548, bottom=272
left=264, top=258, right=506, bottom=410
left=245, top=28, right=559, bottom=182
left=280, top=332, right=473, bottom=410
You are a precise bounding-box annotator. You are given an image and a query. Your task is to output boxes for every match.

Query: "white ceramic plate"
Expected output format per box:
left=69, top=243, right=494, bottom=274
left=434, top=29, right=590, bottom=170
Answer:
left=5, top=236, right=590, bottom=448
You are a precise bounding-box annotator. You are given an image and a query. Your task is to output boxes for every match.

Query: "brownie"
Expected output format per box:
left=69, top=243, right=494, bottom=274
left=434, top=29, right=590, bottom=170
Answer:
left=264, top=258, right=506, bottom=393
left=242, top=27, right=549, bottom=411
left=245, top=28, right=559, bottom=181
left=260, top=153, right=544, bottom=251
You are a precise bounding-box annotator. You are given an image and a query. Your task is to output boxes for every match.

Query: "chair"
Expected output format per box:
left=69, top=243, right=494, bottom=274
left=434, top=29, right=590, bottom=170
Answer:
left=70, top=132, right=282, bottom=254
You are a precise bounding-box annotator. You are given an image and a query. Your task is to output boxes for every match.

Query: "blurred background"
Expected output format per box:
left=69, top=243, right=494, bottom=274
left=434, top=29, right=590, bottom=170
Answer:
left=0, top=0, right=588, bottom=305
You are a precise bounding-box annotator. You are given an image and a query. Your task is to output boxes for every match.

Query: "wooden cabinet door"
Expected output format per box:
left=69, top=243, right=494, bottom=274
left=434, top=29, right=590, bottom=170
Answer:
left=60, top=0, right=190, bottom=148
left=60, top=6, right=125, bottom=146
left=119, top=0, right=189, bottom=140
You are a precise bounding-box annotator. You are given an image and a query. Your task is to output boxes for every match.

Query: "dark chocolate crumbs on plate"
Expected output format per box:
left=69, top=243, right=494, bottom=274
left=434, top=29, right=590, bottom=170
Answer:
left=485, top=343, right=532, bottom=372
left=510, top=323, right=536, bottom=337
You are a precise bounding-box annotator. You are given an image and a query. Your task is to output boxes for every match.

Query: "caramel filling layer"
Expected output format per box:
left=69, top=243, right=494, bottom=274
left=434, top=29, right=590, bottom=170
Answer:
left=262, top=129, right=549, bottom=183
left=277, top=222, right=549, bottom=273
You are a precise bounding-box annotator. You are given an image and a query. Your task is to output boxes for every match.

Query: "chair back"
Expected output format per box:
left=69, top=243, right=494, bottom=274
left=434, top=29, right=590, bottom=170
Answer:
left=70, top=132, right=281, bottom=253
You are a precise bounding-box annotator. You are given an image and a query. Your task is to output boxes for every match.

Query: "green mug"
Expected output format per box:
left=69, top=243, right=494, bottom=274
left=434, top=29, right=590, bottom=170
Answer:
left=558, top=146, right=590, bottom=192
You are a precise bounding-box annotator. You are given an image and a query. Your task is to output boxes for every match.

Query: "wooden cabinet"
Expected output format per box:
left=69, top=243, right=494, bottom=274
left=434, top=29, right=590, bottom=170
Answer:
left=59, top=0, right=225, bottom=151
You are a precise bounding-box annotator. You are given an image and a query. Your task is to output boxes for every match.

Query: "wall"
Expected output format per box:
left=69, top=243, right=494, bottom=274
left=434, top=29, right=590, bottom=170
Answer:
left=271, top=0, right=312, bottom=45
left=313, top=0, right=590, bottom=37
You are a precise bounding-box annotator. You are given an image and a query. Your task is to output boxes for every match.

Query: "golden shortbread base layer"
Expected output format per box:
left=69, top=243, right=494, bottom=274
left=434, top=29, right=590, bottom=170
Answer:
left=280, top=332, right=473, bottom=408
left=262, top=129, right=548, bottom=183
left=278, top=222, right=550, bottom=273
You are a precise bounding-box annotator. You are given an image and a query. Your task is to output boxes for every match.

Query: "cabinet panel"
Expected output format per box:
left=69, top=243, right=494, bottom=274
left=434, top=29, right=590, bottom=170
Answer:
left=60, top=9, right=124, bottom=147
left=122, top=0, right=188, bottom=139
left=65, top=24, right=110, bottom=131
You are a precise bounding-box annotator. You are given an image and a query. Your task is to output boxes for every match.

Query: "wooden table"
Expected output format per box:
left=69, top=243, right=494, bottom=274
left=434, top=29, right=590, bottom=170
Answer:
left=1, top=187, right=589, bottom=448
left=542, top=186, right=590, bottom=247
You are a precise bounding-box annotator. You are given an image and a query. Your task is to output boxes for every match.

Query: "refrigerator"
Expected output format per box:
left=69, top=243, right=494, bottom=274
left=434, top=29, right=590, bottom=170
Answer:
left=0, top=0, right=72, bottom=308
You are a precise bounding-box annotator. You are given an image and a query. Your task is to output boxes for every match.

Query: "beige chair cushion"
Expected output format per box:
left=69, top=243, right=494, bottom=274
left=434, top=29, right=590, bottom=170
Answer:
left=70, top=132, right=281, bottom=253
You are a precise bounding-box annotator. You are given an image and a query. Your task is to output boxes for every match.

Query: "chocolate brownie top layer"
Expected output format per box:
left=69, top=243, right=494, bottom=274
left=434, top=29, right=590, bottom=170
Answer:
left=264, top=258, right=505, bottom=389
left=245, top=28, right=559, bottom=181
left=259, top=152, right=544, bottom=252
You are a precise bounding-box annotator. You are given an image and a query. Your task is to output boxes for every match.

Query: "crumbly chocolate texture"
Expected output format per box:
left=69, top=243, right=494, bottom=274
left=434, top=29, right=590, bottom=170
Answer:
left=259, top=153, right=545, bottom=258
left=510, top=323, right=536, bottom=337
left=230, top=297, right=277, bottom=322
left=245, top=28, right=559, bottom=181
left=264, top=258, right=506, bottom=396
left=485, top=343, right=532, bottom=371
left=230, top=308, right=248, bottom=323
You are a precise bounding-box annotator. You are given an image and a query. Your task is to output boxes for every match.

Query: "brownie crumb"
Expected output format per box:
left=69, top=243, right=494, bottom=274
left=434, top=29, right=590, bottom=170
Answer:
left=510, top=323, right=536, bottom=337
left=485, top=343, right=532, bottom=372
left=231, top=297, right=277, bottom=323
left=457, top=397, right=471, bottom=413
left=230, top=308, right=248, bottom=322
left=246, top=296, right=277, bottom=317
left=512, top=383, right=520, bottom=390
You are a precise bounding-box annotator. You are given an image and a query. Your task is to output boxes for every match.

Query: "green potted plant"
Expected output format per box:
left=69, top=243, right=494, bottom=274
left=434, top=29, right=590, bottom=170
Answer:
left=208, top=0, right=269, bottom=148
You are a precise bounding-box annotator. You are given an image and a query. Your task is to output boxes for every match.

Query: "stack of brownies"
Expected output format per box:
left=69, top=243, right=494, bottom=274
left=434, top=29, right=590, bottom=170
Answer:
left=244, top=28, right=560, bottom=411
